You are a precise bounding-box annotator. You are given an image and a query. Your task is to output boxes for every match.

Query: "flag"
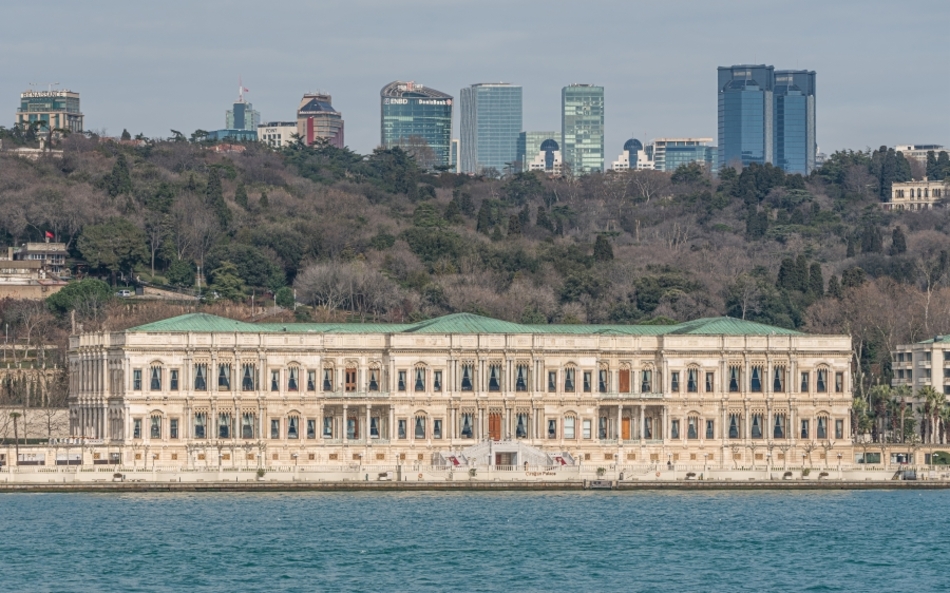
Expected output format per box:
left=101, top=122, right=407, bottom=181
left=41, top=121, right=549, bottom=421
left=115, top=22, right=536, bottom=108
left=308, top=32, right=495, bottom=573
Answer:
left=45, top=231, right=54, bottom=239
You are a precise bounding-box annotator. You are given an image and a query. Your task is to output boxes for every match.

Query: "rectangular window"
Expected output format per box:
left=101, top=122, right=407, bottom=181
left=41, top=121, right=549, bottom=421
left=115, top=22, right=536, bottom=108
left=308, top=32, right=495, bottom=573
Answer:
left=599, top=369, right=608, bottom=393
left=687, top=417, right=698, bottom=439
left=835, top=419, right=844, bottom=440
left=925, top=352, right=932, bottom=362
left=547, top=419, right=557, bottom=439
left=564, top=417, right=575, bottom=439
left=170, top=370, right=179, bottom=391
left=288, top=368, right=299, bottom=391
left=750, top=367, right=762, bottom=392
left=583, top=371, right=592, bottom=393
left=619, top=368, right=631, bottom=393
left=773, top=414, right=785, bottom=439
left=548, top=371, right=556, bottom=392
left=307, top=419, right=316, bottom=439
left=706, top=419, right=714, bottom=439
left=346, top=368, right=357, bottom=392
left=150, top=416, right=161, bottom=438
left=582, top=419, right=592, bottom=439
left=133, top=369, right=142, bottom=391
left=728, top=415, right=739, bottom=439
left=671, top=419, right=680, bottom=439
left=671, top=371, right=680, bottom=392
left=218, top=364, right=231, bottom=390
left=817, top=417, right=827, bottom=439
left=323, top=417, right=333, bottom=438
left=414, top=417, right=425, bottom=439
left=370, top=417, right=379, bottom=438
left=415, top=368, right=426, bottom=392
left=150, top=367, right=161, bottom=391
left=835, top=372, right=844, bottom=392
left=433, top=419, right=442, bottom=439
left=288, top=417, right=299, bottom=440
left=270, top=370, right=280, bottom=392
left=800, top=372, right=809, bottom=392
left=773, top=366, right=785, bottom=392
left=687, top=369, right=698, bottom=393
left=170, top=418, right=179, bottom=439
left=599, top=417, right=608, bottom=439
left=241, top=364, right=255, bottom=391
left=751, top=414, right=763, bottom=439
left=307, top=370, right=316, bottom=391
left=461, top=364, right=473, bottom=391
left=705, top=372, right=714, bottom=392
left=369, top=369, right=380, bottom=391
left=194, top=413, right=206, bottom=439
left=641, top=370, right=652, bottom=393
left=194, top=364, right=207, bottom=390
left=398, top=370, right=406, bottom=391
left=516, top=414, right=528, bottom=438
left=516, top=365, right=528, bottom=391
left=564, top=368, right=575, bottom=392
left=218, top=414, right=231, bottom=439
left=398, top=419, right=407, bottom=439
left=816, top=370, right=828, bottom=392
left=461, top=413, right=474, bottom=438
left=322, top=368, right=333, bottom=391
left=242, top=413, right=255, bottom=439
left=433, top=370, right=442, bottom=392
left=488, top=364, right=501, bottom=391
left=271, top=419, right=280, bottom=439
left=133, top=418, right=142, bottom=439
left=800, top=419, right=809, bottom=439
left=728, top=367, right=740, bottom=392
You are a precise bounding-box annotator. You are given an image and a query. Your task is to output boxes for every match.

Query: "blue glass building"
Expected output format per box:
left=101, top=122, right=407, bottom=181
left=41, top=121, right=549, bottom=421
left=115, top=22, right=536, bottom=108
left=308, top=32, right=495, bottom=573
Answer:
left=562, top=84, right=605, bottom=174
left=459, top=83, right=523, bottom=175
left=718, top=65, right=774, bottom=170
left=380, top=81, right=453, bottom=169
left=773, top=70, right=816, bottom=175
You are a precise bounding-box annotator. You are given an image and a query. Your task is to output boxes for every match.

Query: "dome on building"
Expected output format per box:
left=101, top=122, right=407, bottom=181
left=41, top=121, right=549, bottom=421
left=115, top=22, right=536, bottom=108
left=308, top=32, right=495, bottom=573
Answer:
left=624, top=138, right=643, bottom=152
left=540, top=139, right=559, bottom=152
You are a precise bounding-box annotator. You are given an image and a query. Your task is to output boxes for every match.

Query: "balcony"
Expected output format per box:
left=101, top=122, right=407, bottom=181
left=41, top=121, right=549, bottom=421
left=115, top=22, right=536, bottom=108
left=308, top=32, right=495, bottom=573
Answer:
left=321, top=390, right=391, bottom=400
left=597, top=391, right=665, bottom=400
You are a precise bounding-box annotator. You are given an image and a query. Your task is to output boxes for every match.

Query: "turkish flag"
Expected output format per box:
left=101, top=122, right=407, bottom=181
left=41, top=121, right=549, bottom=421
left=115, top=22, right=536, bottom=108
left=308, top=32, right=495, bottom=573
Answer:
left=45, top=231, right=54, bottom=239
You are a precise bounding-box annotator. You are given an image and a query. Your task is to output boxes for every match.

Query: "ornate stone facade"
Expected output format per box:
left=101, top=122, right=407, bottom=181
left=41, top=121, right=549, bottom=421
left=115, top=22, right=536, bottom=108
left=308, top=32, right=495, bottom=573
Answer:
left=68, top=313, right=854, bottom=468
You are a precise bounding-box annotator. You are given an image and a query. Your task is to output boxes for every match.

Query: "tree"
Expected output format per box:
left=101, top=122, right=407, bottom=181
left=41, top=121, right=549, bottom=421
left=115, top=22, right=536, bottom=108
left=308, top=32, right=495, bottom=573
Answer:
left=275, top=286, right=295, bottom=309
left=234, top=183, right=249, bottom=209
left=205, top=167, right=231, bottom=228
left=259, top=190, right=269, bottom=209
left=208, top=261, right=246, bottom=301
left=808, top=263, right=824, bottom=297
left=120, top=129, right=132, bottom=141
left=593, top=234, right=614, bottom=262
left=826, top=275, right=842, bottom=299
left=77, top=218, right=148, bottom=284
left=10, top=412, right=21, bottom=465
left=166, top=258, right=195, bottom=288
left=860, top=224, right=883, bottom=254
left=476, top=201, right=493, bottom=234
left=443, top=198, right=462, bottom=224
left=890, top=226, right=907, bottom=255
left=507, top=214, right=522, bottom=236
left=105, top=154, right=133, bottom=197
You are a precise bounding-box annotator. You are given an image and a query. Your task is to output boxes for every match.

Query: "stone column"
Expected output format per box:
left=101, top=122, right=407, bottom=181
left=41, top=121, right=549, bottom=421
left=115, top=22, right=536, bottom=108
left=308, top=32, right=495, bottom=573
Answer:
left=366, top=404, right=372, bottom=441
left=342, top=404, right=348, bottom=443
left=617, top=404, right=622, bottom=441
left=639, top=405, right=645, bottom=442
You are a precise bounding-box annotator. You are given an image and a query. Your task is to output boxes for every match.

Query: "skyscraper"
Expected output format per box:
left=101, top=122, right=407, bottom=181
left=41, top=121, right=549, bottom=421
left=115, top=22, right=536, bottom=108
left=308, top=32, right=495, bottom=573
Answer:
left=717, top=65, right=774, bottom=170
left=561, top=84, right=605, bottom=174
left=773, top=70, right=816, bottom=175
left=297, top=92, right=344, bottom=148
left=459, top=83, right=522, bottom=175
left=225, top=85, right=260, bottom=132
left=380, top=81, right=453, bottom=169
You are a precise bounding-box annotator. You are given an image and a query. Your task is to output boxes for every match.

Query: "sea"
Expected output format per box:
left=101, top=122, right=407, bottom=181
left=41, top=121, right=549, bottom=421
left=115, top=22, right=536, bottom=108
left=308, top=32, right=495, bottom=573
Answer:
left=1, top=490, right=946, bottom=592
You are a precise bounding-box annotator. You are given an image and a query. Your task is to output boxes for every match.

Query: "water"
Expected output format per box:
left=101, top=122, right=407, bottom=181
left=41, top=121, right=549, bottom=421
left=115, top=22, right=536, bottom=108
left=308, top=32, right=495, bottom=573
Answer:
left=1, top=490, right=946, bottom=592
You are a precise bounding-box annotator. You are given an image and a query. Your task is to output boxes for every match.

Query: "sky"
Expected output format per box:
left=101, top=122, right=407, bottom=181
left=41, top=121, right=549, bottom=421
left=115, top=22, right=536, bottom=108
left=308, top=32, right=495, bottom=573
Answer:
left=3, top=0, right=948, bottom=158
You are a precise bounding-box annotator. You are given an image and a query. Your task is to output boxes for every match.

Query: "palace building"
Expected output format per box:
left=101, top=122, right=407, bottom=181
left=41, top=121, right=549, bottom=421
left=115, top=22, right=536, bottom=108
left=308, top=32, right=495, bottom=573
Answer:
left=68, top=313, right=854, bottom=468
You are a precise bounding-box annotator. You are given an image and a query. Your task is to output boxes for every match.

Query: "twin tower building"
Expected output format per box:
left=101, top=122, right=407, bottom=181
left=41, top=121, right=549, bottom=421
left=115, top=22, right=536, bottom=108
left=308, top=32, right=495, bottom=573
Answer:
left=380, top=65, right=816, bottom=177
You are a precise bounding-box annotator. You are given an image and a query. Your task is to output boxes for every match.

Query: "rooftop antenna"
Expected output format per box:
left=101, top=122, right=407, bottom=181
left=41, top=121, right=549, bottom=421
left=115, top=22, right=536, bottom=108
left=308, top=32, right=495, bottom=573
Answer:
left=238, top=76, right=249, bottom=102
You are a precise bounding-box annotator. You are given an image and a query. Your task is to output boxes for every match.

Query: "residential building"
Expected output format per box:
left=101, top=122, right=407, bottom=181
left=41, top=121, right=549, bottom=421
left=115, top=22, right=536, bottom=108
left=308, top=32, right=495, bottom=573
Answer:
left=518, top=132, right=559, bottom=172
left=895, top=144, right=947, bottom=164
left=718, top=65, right=774, bottom=170
left=562, top=84, right=605, bottom=174
left=891, top=337, right=950, bottom=452
left=0, top=244, right=67, bottom=300
left=773, top=70, right=816, bottom=175
left=16, top=89, right=83, bottom=133
left=380, top=81, right=453, bottom=169
left=459, top=83, right=522, bottom=175
left=296, top=93, right=344, bottom=148
left=225, top=87, right=260, bottom=132
left=15, top=241, right=68, bottom=275
left=611, top=139, right=654, bottom=171
left=524, top=139, right=562, bottom=175
left=257, top=122, right=298, bottom=149
left=882, top=178, right=948, bottom=211
left=67, top=312, right=854, bottom=468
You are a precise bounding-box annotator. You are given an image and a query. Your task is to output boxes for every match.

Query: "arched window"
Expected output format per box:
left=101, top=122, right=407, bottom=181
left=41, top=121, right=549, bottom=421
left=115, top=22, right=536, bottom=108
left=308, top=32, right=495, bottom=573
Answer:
left=194, top=364, right=208, bottom=391
left=368, top=365, right=381, bottom=392
left=598, top=365, right=609, bottom=393
left=461, top=363, right=474, bottom=391
left=816, top=368, right=828, bottom=393
left=516, top=364, right=528, bottom=392
left=488, top=363, right=502, bottom=392
left=287, top=367, right=299, bottom=392
left=564, top=366, right=576, bottom=392
left=729, top=366, right=741, bottom=392
left=242, top=363, right=256, bottom=391
left=687, top=368, right=699, bottom=393
left=218, top=363, right=231, bottom=390
left=773, top=413, right=786, bottom=439
left=241, top=412, right=255, bottom=439
left=687, top=415, right=699, bottom=439
left=414, top=367, right=426, bottom=392
left=288, top=415, right=300, bottom=440
left=641, top=368, right=653, bottom=393
left=516, top=413, right=528, bottom=438
left=728, top=413, right=741, bottom=439
left=414, top=415, right=426, bottom=439
left=322, top=366, right=334, bottom=391
left=750, top=366, right=763, bottom=392
left=751, top=413, right=763, bottom=438
left=773, top=365, right=786, bottom=392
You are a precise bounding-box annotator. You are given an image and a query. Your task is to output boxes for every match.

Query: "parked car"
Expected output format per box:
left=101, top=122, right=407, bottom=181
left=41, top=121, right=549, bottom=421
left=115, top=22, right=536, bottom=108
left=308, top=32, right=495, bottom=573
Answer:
left=116, top=289, right=133, bottom=298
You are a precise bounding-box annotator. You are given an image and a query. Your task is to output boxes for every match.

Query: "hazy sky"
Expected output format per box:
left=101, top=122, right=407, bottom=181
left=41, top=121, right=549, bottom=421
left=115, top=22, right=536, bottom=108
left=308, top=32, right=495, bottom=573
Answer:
left=3, top=0, right=948, bottom=157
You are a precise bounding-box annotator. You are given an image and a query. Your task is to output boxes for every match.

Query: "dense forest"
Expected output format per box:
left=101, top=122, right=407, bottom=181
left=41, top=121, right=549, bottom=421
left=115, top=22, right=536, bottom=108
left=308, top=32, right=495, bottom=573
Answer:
left=2, top=129, right=950, bottom=423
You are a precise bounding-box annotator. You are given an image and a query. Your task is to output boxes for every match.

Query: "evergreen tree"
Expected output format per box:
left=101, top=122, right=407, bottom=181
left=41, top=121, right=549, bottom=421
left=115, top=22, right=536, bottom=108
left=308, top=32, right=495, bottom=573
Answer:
left=841, top=267, right=867, bottom=288
left=826, top=275, right=842, bottom=299
left=846, top=236, right=856, bottom=258
left=234, top=183, right=249, bottom=209
left=935, top=151, right=950, bottom=180
left=593, top=235, right=614, bottom=261
left=443, top=198, right=462, bottom=224
left=205, top=167, right=231, bottom=228
left=518, top=204, right=530, bottom=227
left=458, top=192, right=475, bottom=216
left=106, top=154, right=134, bottom=197
left=120, top=129, right=132, bottom=141
left=795, top=255, right=809, bottom=291
left=536, top=206, right=553, bottom=232
left=490, top=226, right=504, bottom=242
left=927, top=151, right=938, bottom=180
left=507, top=214, right=522, bottom=236
left=777, top=257, right=795, bottom=290
left=745, top=207, right=768, bottom=239
left=860, top=224, right=883, bottom=253
left=476, top=201, right=492, bottom=234
left=259, top=190, right=269, bottom=209
left=808, top=262, right=824, bottom=297
left=890, top=226, right=907, bottom=255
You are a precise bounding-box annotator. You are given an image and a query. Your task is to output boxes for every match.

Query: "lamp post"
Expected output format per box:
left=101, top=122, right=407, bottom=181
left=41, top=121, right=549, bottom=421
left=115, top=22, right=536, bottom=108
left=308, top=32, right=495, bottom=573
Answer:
left=837, top=452, right=842, bottom=470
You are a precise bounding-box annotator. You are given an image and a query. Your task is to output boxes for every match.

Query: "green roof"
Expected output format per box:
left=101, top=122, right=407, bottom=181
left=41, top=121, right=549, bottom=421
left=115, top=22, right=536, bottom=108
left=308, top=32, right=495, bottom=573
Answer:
left=130, top=312, right=803, bottom=337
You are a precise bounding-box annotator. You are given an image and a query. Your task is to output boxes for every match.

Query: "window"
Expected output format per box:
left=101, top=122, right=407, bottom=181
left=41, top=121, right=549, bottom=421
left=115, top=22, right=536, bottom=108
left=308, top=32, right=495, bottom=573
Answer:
left=599, top=416, right=608, bottom=439
left=671, top=371, right=680, bottom=392
left=516, top=365, right=528, bottom=391
left=835, top=419, right=844, bottom=440
left=397, top=370, right=406, bottom=391
left=817, top=417, right=827, bottom=439
left=516, top=413, right=528, bottom=438
left=705, top=372, right=714, bottom=392
left=398, top=419, right=407, bottom=439
left=728, top=367, right=740, bottom=392
left=800, top=372, right=809, bottom=392
left=583, top=371, right=592, bottom=393
left=414, top=368, right=425, bottom=392
left=641, top=370, right=653, bottom=393
left=671, top=419, right=680, bottom=439
left=133, top=369, right=142, bottom=391
left=149, top=416, right=161, bottom=438
left=288, top=417, right=299, bottom=440
left=564, top=417, right=575, bottom=439
left=751, top=414, right=763, bottom=438
left=706, top=419, right=714, bottom=439
left=194, top=413, right=206, bottom=439
left=800, top=419, right=809, bottom=439
left=816, top=369, right=828, bottom=392
left=370, top=418, right=379, bottom=438
left=899, top=369, right=906, bottom=379
left=687, top=369, right=698, bottom=393
left=488, top=364, right=501, bottom=391
left=242, top=364, right=256, bottom=391
left=150, top=367, right=161, bottom=391
left=582, top=419, right=592, bottom=439
left=461, top=364, right=474, bottom=391
left=218, top=364, right=231, bottom=390
left=414, top=417, right=425, bottom=439
left=170, top=418, right=179, bottom=439
left=773, top=414, right=786, bottom=439
left=133, top=419, right=142, bottom=439
left=433, top=370, right=442, bottom=392
left=323, top=417, right=333, bottom=438
left=433, top=419, right=442, bottom=439
left=644, top=418, right=652, bottom=439
left=194, top=364, right=207, bottom=390
left=687, top=417, right=698, bottom=439
left=548, top=371, right=556, bottom=392
left=323, top=368, right=333, bottom=391
left=170, top=370, right=179, bottom=391
left=599, top=369, right=608, bottom=393
left=925, top=352, right=932, bottom=362
left=369, top=369, right=380, bottom=392
left=242, top=412, right=255, bottom=439
left=564, top=368, right=575, bottom=392
left=619, top=368, right=631, bottom=393
left=834, top=372, right=844, bottom=393
left=218, top=413, right=231, bottom=439
left=750, top=367, right=762, bottom=392
left=773, top=366, right=785, bottom=392
left=547, top=419, right=557, bottom=439
left=343, top=367, right=356, bottom=392
left=461, top=413, right=474, bottom=438
left=271, top=419, right=280, bottom=439
left=307, top=370, right=316, bottom=391
left=288, top=368, right=299, bottom=392
left=728, top=414, right=740, bottom=439
left=270, top=370, right=279, bottom=392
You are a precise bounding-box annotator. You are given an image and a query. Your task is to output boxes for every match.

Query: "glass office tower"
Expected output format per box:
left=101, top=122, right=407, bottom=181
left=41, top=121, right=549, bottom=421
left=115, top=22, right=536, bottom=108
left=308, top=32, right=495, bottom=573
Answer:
left=718, top=65, right=774, bottom=170
left=773, top=70, right=816, bottom=175
left=380, top=81, right=454, bottom=169
left=459, top=83, right=522, bottom=175
left=562, top=84, right=605, bottom=174
left=518, top=131, right=559, bottom=171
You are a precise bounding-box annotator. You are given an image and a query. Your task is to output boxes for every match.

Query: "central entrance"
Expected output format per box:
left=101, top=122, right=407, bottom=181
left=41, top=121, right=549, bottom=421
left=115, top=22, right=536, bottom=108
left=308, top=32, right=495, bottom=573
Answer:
left=489, top=413, right=502, bottom=441
left=622, top=417, right=631, bottom=440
